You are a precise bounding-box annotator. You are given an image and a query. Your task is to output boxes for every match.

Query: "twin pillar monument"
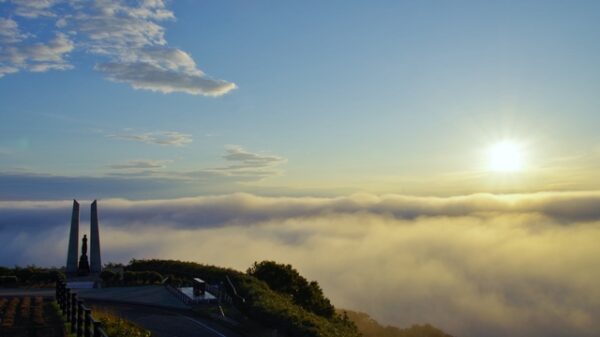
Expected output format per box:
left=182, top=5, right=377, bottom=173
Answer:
left=66, top=200, right=102, bottom=277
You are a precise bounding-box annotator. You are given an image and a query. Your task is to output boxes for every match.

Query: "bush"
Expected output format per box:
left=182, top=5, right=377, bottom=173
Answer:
left=100, top=270, right=118, bottom=285
left=92, top=308, right=151, bottom=337
left=0, top=266, right=64, bottom=286
left=248, top=261, right=335, bottom=318
left=0, top=276, right=19, bottom=287
left=121, top=271, right=163, bottom=286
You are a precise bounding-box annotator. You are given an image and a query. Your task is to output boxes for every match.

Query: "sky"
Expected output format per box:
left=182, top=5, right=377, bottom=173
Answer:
left=1, top=1, right=600, bottom=337
left=1, top=0, right=599, bottom=198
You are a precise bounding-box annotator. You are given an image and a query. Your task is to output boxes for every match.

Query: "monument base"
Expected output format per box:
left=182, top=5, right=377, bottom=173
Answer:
left=66, top=274, right=101, bottom=288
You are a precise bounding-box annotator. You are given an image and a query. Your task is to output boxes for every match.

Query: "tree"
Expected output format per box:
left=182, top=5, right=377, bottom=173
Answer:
left=248, top=261, right=335, bottom=318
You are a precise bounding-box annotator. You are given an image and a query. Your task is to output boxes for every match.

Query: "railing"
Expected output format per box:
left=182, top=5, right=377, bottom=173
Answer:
left=55, top=280, right=109, bottom=337
left=163, top=280, right=237, bottom=307
left=224, top=275, right=245, bottom=304
left=207, top=283, right=233, bottom=305
left=164, top=284, right=192, bottom=305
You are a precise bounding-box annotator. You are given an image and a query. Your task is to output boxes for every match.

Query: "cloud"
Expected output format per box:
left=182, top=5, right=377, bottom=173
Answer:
left=0, top=0, right=236, bottom=95
left=0, top=30, right=74, bottom=77
left=96, top=61, right=236, bottom=95
left=0, top=146, right=286, bottom=199
left=107, top=130, right=192, bottom=146
left=0, top=172, right=179, bottom=200
left=9, top=0, right=61, bottom=18
left=0, top=18, right=29, bottom=43
left=0, top=191, right=600, bottom=337
left=108, top=159, right=170, bottom=170
left=211, top=145, right=286, bottom=177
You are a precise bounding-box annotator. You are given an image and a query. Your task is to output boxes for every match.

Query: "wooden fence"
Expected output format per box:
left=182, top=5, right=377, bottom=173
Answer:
left=55, top=280, right=109, bottom=337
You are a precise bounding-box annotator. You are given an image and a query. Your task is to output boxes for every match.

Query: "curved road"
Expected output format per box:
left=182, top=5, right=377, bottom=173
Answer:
left=87, top=301, right=242, bottom=337
left=0, top=289, right=241, bottom=337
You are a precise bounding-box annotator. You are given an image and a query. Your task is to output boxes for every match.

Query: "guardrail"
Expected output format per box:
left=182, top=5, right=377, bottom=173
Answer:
left=55, top=280, right=109, bottom=337
left=164, top=284, right=192, bottom=305
left=224, top=275, right=245, bottom=304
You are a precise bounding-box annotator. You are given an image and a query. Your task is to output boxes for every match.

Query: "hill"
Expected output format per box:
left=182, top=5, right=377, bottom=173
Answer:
left=127, top=259, right=361, bottom=337
left=342, top=309, right=454, bottom=337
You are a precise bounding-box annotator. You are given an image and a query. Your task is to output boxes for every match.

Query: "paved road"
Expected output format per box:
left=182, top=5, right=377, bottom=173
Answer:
left=87, top=301, right=242, bottom=337
left=75, top=285, right=188, bottom=310
left=0, top=288, right=241, bottom=337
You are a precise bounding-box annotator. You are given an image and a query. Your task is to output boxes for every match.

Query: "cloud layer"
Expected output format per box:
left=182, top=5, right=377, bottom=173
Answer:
left=0, top=146, right=287, bottom=199
left=0, top=0, right=236, bottom=95
left=107, top=130, right=192, bottom=146
left=1, top=191, right=600, bottom=337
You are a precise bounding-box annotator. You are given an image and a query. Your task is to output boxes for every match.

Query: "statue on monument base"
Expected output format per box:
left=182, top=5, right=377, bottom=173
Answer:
left=78, top=235, right=91, bottom=276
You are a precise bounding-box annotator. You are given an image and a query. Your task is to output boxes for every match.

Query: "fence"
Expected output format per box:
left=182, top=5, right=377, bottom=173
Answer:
left=164, top=284, right=192, bottom=305
left=55, top=280, right=109, bottom=337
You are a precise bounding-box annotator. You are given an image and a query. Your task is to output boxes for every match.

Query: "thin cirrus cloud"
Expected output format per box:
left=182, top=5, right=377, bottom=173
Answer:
left=107, top=130, right=192, bottom=146
left=108, top=159, right=170, bottom=170
left=0, top=191, right=600, bottom=337
left=0, top=146, right=287, bottom=200
left=0, top=0, right=236, bottom=96
left=213, top=145, right=287, bottom=176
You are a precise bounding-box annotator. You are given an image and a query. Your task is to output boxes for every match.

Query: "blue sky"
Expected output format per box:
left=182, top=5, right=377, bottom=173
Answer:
left=1, top=0, right=600, bottom=199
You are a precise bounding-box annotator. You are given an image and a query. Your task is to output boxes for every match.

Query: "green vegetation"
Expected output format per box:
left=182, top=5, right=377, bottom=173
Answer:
left=342, top=310, right=454, bottom=337
left=99, top=269, right=162, bottom=286
left=91, top=308, right=151, bottom=337
left=248, top=261, right=335, bottom=318
left=0, top=266, right=64, bottom=287
left=127, top=259, right=361, bottom=337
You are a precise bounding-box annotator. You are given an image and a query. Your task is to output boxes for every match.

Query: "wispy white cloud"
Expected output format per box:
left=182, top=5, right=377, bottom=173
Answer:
left=108, top=159, right=170, bottom=170
left=0, top=145, right=287, bottom=199
left=0, top=0, right=236, bottom=95
left=107, top=130, right=192, bottom=146
left=210, top=145, right=286, bottom=177
left=1, top=192, right=600, bottom=337
left=0, top=18, right=30, bottom=43
left=9, top=0, right=61, bottom=18
left=96, top=61, right=236, bottom=95
left=0, top=25, right=74, bottom=77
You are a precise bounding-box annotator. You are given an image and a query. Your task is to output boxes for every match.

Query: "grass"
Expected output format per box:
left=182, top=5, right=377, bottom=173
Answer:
left=52, top=301, right=152, bottom=337
left=91, top=308, right=151, bottom=337
left=51, top=301, right=76, bottom=337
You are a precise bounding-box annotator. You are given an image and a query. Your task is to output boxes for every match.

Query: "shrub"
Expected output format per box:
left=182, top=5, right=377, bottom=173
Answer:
left=248, top=261, right=335, bottom=318
left=92, top=308, right=151, bottom=337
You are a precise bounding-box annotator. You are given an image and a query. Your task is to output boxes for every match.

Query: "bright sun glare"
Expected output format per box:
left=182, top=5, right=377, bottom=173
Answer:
left=488, top=141, right=524, bottom=172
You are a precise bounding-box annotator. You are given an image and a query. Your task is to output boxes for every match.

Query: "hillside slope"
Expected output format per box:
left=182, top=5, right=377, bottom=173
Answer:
left=342, top=310, right=454, bottom=337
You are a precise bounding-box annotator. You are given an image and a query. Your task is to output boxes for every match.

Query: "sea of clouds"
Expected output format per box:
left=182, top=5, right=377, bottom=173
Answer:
left=1, top=191, right=600, bottom=337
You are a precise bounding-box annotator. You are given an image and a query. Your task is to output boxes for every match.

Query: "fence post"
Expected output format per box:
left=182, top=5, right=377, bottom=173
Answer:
left=55, top=281, right=61, bottom=308
left=84, top=308, right=92, bottom=337
left=65, top=288, right=71, bottom=318
left=77, top=300, right=84, bottom=337
left=93, top=320, right=104, bottom=337
left=55, top=280, right=60, bottom=301
left=71, top=293, right=78, bottom=333
left=58, top=282, right=65, bottom=312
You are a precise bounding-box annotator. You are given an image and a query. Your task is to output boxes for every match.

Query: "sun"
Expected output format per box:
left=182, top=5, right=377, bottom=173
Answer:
left=488, top=140, right=523, bottom=172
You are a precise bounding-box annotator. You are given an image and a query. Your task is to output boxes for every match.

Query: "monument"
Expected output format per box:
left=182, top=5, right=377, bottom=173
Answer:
left=78, top=235, right=91, bottom=276
left=90, top=201, right=102, bottom=274
left=66, top=200, right=102, bottom=278
left=66, top=200, right=79, bottom=275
